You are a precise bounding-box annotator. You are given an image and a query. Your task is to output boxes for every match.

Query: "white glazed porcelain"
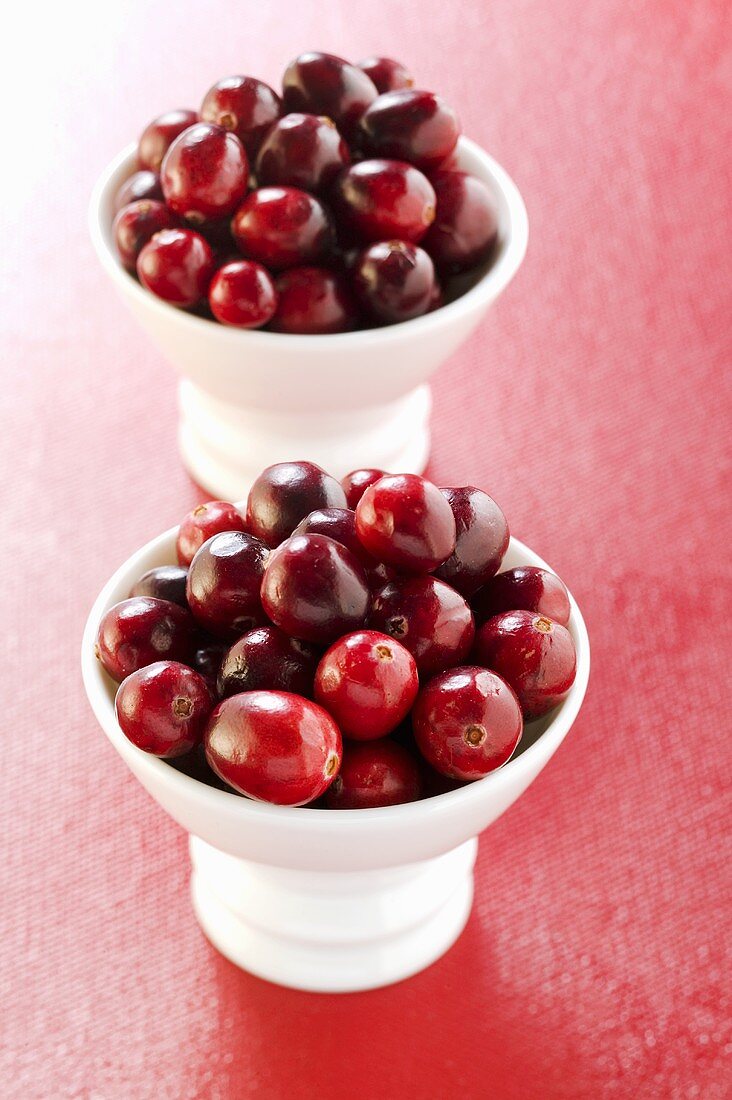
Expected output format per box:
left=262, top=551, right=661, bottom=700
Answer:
left=81, top=522, right=589, bottom=993
left=89, top=140, right=528, bottom=498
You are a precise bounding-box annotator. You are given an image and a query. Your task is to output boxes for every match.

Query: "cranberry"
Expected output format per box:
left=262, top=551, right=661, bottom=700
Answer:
left=205, top=691, right=342, bottom=805
left=217, top=625, right=319, bottom=698
left=138, top=109, right=199, bottom=172
left=177, top=500, right=247, bottom=566
left=115, top=660, right=213, bottom=758
left=413, top=666, right=523, bottom=780
left=332, top=160, right=435, bottom=245
left=232, top=187, right=333, bottom=271
left=246, top=461, right=347, bottom=547
left=113, top=200, right=178, bottom=272
left=355, top=473, right=456, bottom=572
left=472, top=567, right=571, bottom=627
left=325, top=740, right=422, bottom=809
left=200, top=75, right=281, bottom=156
left=370, top=576, right=474, bottom=675
left=423, top=171, right=498, bottom=273
left=341, top=468, right=386, bottom=509
left=358, top=90, right=460, bottom=172
left=161, top=122, right=248, bottom=222
left=356, top=57, right=414, bottom=95
left=473, top=611, right=577, bottom=718
left=314, top=630, right=418, bottom=741
left=193, top=640, right=228, bottom=693
left=428, top=277, right=444, bottom=311
left=137, top=228, right=214, bottom=307
left=95, top=597, right=196, bottom=682
left=353, top=241, right=434, bottom=324
left=186, top=531, right=269, bottom=640
left=209, top=260, right=278, bottom=328
left=168, top=744, right=231, bottom=790
left=282, top=52, right=378, bottom=137
left=255, top=113, right=350, bottom=194
left=270, top=266, right=358, bottom=334
left=261, top=533, right=369, bottom=644
left=113, top=170, right=163, bottom=213
left=292, top=508, right=392, bottom=586
left=130, top=565, right=188, bottom=608
left=434, top=487, right=509, bottom=596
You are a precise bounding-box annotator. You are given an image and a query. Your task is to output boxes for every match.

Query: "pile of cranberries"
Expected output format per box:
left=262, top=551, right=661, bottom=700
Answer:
left=112, top=52, right=499, bottom=332
left=95, top=462, right=577, bottom=808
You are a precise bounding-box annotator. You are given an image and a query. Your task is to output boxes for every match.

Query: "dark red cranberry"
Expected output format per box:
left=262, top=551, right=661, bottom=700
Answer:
left=428, top=277, right=444, bottom=311
left=246, top=461, right=347, bottom=547
left=137, top=228, right=214, bottom=307
left=473, top=611, right=577, bottom=718
left=232, top=187, right=333, bottom=271
left=217, top=625, right=319, bottom=698
left=355, top=473, right=456, bottom=572
left=186, top=531, right=269, bottom=640
left=95, top=597, right=196, bottom=682
left=205, top=691, right=342, bottom=805
left=270, top=266, right=359, bottom=334
left=194, top=640, right=228, bottom=692
left=113, top=200, right=178, bottom=271
left=315, top=630, right=418, bottom=740
left=358, top=90, right=460, bottom=172
left=261, top=533, right=369, bottom=644
left=370, top=576, right=474, bottom=675
left=138, top=109, right=199, bottom=172
left=161, top=122, right=248, bottom=222
left=209, top=260, right=278, bottom=328
left=200, top=75, right=281, bottom=156
left=115, top=660, right=213, bottom=757
left=255, top=113, right=350, bottom=194
left=413, top=666, right=523, bottom=780
left=332, top=160, right=435, bottom=244
left=177, top=500, right=247, bottom=565
left=113, top=170, right=164, bottom=213
left=130, top=565, right=188, bottom=608
left=325, top=740, right=422, bottom=808
left=292, top=508, right=392, bottom=587
left=341, top=468, right=386, bottom=509
left=353, top=241, right=434, bottom=324
left=472, top=567, right=571, bottom=627
left=282, top=52, right=378, bottom=137
left=423, top=171, right=498, bottom=273
left=356, top=57, right=414, bottom=95
left=434, top=487, right=509, bottom=596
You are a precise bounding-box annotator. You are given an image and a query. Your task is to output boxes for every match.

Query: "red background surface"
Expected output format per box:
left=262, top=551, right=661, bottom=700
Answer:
left=1, top=2, right=730, bottom=1097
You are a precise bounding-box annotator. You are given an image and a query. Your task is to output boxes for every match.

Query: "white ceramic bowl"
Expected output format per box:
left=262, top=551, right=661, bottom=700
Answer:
left=89, top=141, right=528, bottom=498
left=81, top=521, right=589, bottom=993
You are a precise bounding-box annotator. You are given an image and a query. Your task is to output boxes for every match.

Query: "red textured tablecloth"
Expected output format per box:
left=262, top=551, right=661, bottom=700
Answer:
left=2, top=3, right=730, bottom=1097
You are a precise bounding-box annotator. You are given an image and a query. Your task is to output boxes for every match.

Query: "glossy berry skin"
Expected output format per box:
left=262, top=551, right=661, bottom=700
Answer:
left=353, top=241, right=434, bottom=324
left=246, top=461, right=347, bottom=547
left=176, top=500, right=246, bottom=566
left=473, top=611, right=577, bottom=718
left=341, top=468, right=386, bottom=509
left=435, top=486, right=509, bottom=596
left=114, top=170, right=163, bottom=213
left=472, top=567, right=571, bottom=627
left=270, top=266, right=358, bottom=334
left=186, top=531, right=269, bottom=640
left=356, top=57, right=414, bottom=95
left=292, top=508, right=392, bottom=587
left=255, top=113, right=351, bottom=195
left=137, top=228, right=214, bottom=307
left=332, top=160, right=435, bottom=245
left=209, top=260, right=278, bottom=328
left=138, top=109, right=198, bottom=172
left=199, top=75, right=281, bottom=156
left=315, top=630, right=418, bottom=741
left=370, top=575, right=474, bottom=675
left=358, top=90, right=460, bottom=172
left=113, top=200, right=178, bottom=271
left=232, top=187, right=333, bottom=271
left=115, top=660, right=213, bottom=758
left=205, top=691, right=342, bottom=805
left=130, top=565, right=188, bottom=608
left=282, top=52, right=378, bottom=137
left=261, top=533, right=369, bottom=645
left=325, top=740, right=422, bottom=809
left=412, top=666, right=523, bottom=780
left=355, top=473, right=456, bottom=572
left=193, top=640, right=228, bottom=693
left=95, top=597, right=196, bottom=683
left=161, top=122, right=248, bottom=222
left=423, top=171, right=499, bottom=273
left=218, top=625, right=319, bottom=699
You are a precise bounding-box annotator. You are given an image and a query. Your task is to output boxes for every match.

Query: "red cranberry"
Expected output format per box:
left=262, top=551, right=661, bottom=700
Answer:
left=332, top=160, right=435, bottom=244
left=137, top=228, right=214, bottom=307
left=261, top=533, right=369, bottom=644
left=473, top=611, right=577, bottom=718
left=186, top=531, right=269, bottom=640
left=205, top=691, right=342, bottom=805
left=113, top=170, right=163, bottom=213
left=472, top=567, right=571, bottom=627
left=423, top=171, right=498, bottom=273
left=434, top=487, right=509, bottom=596
left=370, top=576, right=474, bottom=675
left=356, top=57, right=414, bottom=95
left=353, top=241, right=434, bottom=324
left=209, top=260, right=278, bottom=328
left=200, top=75, right=281, bottom=156
left=130, top=565, right=188, bottom=608
left=413, top=666, right=523, bottom=780
left=161, top=122, right=248, bottom=222
left=218, top=625, right=319, bottom=698
left=115, top=660, right=213, bottom=757
left=282, top=52, right=378, bottom=137
left=341, top=468, right=386, bottom=509
left=95, top=597, right=196, bottom=682
left=193, top=640, right=228, bottom=693
left=177, top=500, right=247, bottom=565
left=113, top=200, right=178, bottom=272
left=232, top=187, right=333, bottom=271
left=325, top=740, right=422, bottom=808
left=315, top=630, right=418, bottom=741
left=255, top=113, right=350, bottom=194
left=246, top=461, right=347, bottom=547
left=358, top=90, right=460, bottom=172
left=270, top=266, right=359, bottom=334
left=355, top=473, right=456, bottom=572
left=292, top=508, right=392, bottom=587
left=138, top=109, right=199, bottom=172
